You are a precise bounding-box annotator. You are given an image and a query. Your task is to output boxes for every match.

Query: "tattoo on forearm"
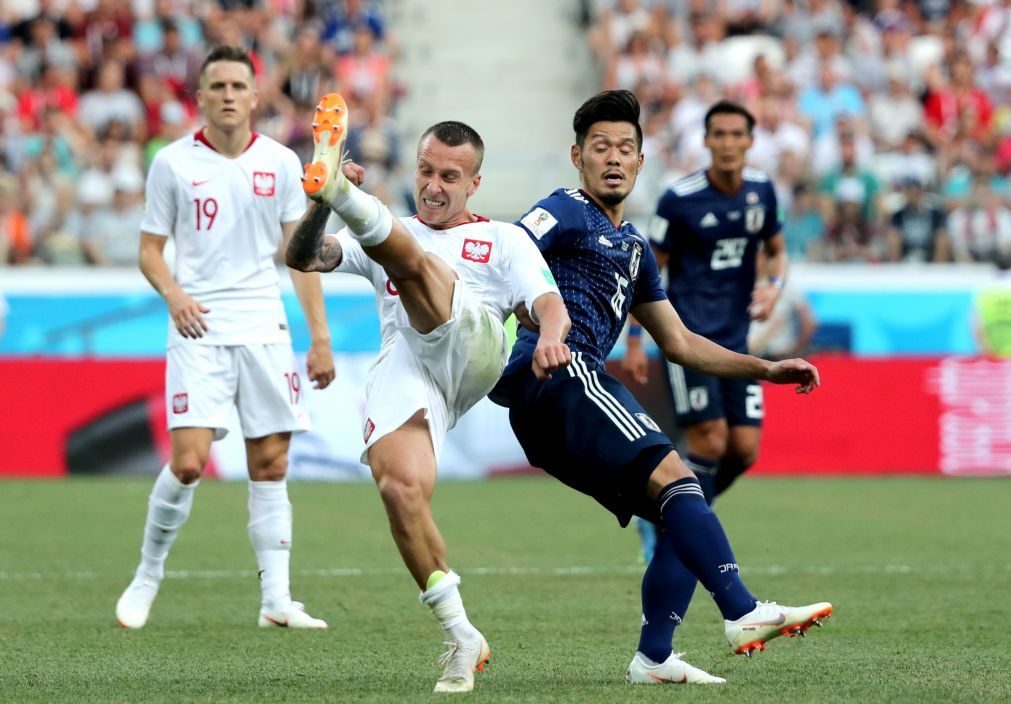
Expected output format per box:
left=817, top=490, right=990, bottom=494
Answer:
left=287, top=202, right=339, bottom=271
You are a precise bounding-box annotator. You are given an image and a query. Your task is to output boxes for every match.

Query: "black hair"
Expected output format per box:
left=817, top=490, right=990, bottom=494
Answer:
left=199, top=45, right=255, bottom=83
left=419, top=120, right=485, bottom=172
left=704, top=100, right=756, bottom=134
left=573, top=90, right=643, bottom=149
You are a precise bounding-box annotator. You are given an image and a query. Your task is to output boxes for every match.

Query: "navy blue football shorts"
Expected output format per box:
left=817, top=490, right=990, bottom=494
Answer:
left=494, top=353, right=675, bottom=527
left=663, top=360, right=764, bottom=428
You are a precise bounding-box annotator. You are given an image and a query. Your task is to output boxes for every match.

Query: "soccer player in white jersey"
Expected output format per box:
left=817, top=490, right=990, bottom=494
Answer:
left=286, top=94, right=571, bottom=693
left=115, top=46, right=335, bottom=631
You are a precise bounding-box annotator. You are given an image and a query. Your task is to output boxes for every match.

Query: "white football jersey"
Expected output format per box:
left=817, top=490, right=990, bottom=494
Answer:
left=334, top=215, right=560, bottom=357
left=141, top=129, right=307, bottom=346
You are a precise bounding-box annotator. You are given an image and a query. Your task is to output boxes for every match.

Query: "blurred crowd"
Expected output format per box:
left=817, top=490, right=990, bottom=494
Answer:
left=5, top=1, right=1011, bottom=269
left=587, top=0, right=1011, bottom=266
left=0, top=0, right=406, bottom=268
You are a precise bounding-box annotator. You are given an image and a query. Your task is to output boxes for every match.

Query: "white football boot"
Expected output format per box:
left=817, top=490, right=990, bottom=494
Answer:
left=302, top=93, right=349, bottom=204
left=115, top=573, right=160, bottom=629
left=433, top=630, right=491, bottom=693
left=258, top=600, right=328, bottom=629
left=626, top=651, right=726, bottom=684
left=725, top=600, right=833, bottom=656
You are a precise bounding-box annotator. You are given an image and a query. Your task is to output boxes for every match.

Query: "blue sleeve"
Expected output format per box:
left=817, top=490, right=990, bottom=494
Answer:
left=633, top=240, right=667, bottom=305
left=763, top=183, right=784, bottom=239
left=647, top=188, right=678, bottom=253
left=515, top=194, right=575, bottom=253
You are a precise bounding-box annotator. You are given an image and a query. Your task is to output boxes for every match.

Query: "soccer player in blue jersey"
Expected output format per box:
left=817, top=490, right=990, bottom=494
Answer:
left=626, top=101, right=786, bottom=513
left=491, top=90, right=831, bottom=685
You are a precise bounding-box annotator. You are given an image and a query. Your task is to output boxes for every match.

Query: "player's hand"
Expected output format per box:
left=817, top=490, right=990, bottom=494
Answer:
left=166, top=289, right=210, bottom=338
left=342, top=161, right=365, bottom=187
left=622, top=344, right=649, bottom=385
left=532, top=339, right=571, bottom=380
left=766, top=357, right=820, bottom=394
left=749, top=284, right=780, bottom=321
left=306, top=338, right=335, bottom=389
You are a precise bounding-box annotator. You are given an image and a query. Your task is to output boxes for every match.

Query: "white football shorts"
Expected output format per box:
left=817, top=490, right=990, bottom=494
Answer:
left=361, top=278, right=509, bottom=463
left=166, top=343, right=311, bottom=440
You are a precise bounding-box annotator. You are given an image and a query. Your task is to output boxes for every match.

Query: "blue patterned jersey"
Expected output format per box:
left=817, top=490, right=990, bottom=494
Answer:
left=502, top=187, right=667, bottom=374
left=648, top=168, right=783, bottom=352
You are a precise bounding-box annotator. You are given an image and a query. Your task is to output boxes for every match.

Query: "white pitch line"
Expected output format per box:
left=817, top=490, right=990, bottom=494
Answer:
left=0, top=563, right=1009, bottom=581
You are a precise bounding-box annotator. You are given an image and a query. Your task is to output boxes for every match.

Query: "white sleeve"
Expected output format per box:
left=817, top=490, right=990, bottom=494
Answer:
left=140, top=152, right=176, bottom=237
left=280, top=148, right=308, bottom=224
left=503, top=224, right=561, bottom=318
left=333, top=229, right=373, bottom=278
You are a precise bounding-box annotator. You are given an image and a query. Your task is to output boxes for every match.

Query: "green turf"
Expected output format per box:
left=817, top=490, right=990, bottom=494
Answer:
left=1, top=476, right=1009, bottom=703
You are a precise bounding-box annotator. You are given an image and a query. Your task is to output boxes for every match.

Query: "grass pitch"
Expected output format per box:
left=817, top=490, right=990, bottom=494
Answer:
left=1, top=476, right=1009, bottom=703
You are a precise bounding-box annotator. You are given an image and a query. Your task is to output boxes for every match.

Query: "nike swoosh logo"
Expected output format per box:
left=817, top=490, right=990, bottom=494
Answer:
left=745, top=613, right=787, bottom=627
left=261, top=614, right=287, bottom=627
left=192, top=179, right=210, bottom=186
left=647, top=672, right=687, bottom=684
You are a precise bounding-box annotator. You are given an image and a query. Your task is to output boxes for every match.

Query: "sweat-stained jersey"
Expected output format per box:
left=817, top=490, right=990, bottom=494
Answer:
left=332, top=215, right=560, bottom=362
left=141, top=128, right=307, bottom=347
left=648, top=168, right=782, bottom=352
left=502, top=187, right=667, bottom=376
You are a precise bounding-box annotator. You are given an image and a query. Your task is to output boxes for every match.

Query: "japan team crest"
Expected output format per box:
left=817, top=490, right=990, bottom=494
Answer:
left=745, top=206, right=765, bottom=233
left=629, top=242, right=642, bottom=281
left=462, top=239, right=492, bottom=264
left=253, top=171, right=276, bottom=196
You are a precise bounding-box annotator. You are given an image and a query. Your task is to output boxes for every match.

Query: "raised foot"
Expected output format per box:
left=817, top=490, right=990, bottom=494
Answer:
left=302, top=93, right=349, bottom=200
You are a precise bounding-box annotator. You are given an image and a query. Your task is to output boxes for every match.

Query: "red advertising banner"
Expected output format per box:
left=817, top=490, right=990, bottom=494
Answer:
left=1, top=356, right=1009, bottom=477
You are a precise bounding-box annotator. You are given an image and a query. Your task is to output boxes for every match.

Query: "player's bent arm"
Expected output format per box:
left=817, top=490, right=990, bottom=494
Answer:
left=285, top=201, right=343, bottom=272
left=633, top=299, right=820, bottom=392
left=530, top=292, right=572, bottom=379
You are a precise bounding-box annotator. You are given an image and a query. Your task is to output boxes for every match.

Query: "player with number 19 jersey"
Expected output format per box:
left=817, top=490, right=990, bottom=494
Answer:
left=648, top=168, right=782, bottom=353
left=141, top=129, right=307, bottom=347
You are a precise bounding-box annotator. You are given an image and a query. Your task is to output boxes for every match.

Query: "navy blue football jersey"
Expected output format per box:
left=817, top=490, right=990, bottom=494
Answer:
left=649, top=168, right=783, bottom=351
left=503, top=187, right=666, bottom=374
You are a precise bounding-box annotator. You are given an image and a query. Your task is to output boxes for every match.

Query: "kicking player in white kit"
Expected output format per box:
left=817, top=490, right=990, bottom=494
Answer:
left=286, top=94, right=571, bottom=693
left=115, top=46, right=335, bottom=630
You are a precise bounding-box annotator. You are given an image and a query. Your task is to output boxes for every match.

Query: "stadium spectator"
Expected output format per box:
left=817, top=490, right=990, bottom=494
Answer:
left=748, top=279, right=818, bottom=360
left=819, top=128, right=881, bottom=226
left=78, top=60, right=146, bottom=140
left=81, top=164, right=146, bottom=266
left=0, top=172, right=30, bottom=264
left=886, top=175, right=951, bottom=262
left=783, top=181, right=826, bottom=261
left=947, top=180, right=1011, bottom=265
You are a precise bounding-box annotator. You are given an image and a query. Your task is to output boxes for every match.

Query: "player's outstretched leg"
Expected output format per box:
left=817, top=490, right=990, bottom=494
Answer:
left=116, top=464, right=198, bottom=628
left=303, top=92, right=456, bottom=334
left=724, top=601, right=833, bottom=656
left=629, top=534, right=723, bottom=684
left=648, top=452, right=832, bottom=656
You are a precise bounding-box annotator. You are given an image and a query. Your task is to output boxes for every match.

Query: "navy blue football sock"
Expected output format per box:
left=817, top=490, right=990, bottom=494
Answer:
left=637, top=528, right=697, bottom=663
left=684, top=454, right=718, bottom=505
left=656, top=477, right=756, bottom=621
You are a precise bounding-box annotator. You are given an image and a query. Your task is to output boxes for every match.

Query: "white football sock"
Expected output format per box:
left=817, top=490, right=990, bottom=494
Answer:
left=328, top=177, right=392, bottom=247
left=419, top=570, right=477, bottom=642
left=137, top=464, right=197, bottom=581
left=248, top=479, right=293, bottom=609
